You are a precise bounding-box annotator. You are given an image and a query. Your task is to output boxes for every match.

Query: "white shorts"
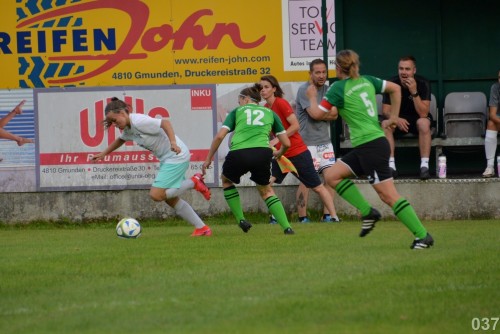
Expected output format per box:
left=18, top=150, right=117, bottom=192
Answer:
left=307, top=143, right=336, bottom=174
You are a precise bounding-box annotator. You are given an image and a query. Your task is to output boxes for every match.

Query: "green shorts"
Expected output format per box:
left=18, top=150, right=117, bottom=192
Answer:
left=152, top=161, right=189, bottom=189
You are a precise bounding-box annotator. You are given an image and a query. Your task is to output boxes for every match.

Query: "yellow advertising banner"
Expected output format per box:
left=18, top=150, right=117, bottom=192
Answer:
left=0, top=0, right=336, bottom=88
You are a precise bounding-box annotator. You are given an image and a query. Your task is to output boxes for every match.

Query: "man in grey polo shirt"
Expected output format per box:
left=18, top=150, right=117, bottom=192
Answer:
left=295, top=58, right=340, bottom=223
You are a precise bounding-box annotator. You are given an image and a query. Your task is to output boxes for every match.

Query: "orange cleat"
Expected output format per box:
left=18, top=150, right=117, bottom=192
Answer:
left=191, top=225, right=212, bottom=237
left=191, top=173, right=211, bottom=200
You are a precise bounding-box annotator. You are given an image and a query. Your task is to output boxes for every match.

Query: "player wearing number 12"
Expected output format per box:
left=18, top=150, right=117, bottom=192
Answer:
left=305, top=49, right=434, bottom=249
left=202, top=84, right=295, bottom=235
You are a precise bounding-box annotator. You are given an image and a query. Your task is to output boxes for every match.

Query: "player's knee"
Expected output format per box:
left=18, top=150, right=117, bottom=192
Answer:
left=378, top=190, right=400, bottom=207
left=311, top=184, right=323, bottom=194
left=417, top=118, right=431, bottom=132
left=487, top=120, right=499, bottom=130
left=221, top=175, right=234, bottom=188
left=149, top=190, right=165, bottom=202
left=257, top=185, right=274, bottom=199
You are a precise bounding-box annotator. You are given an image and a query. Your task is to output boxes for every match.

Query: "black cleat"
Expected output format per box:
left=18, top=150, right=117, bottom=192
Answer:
left=238, top=220, right=252, bottom=233
left=420, top=167, right=430, bottom=180
left=360, top=208, right=381, bottom=237
left=410, top=233, right=434, bottom=249
left=283, top=227, right=295, bottom=235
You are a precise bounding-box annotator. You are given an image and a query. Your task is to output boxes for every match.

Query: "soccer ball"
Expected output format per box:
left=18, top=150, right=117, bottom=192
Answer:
left=116, top=218, right=142, bottom=239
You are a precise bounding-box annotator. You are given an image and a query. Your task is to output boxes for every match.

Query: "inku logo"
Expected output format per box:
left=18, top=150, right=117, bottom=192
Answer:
left=3, top=0, right=266, bottom=87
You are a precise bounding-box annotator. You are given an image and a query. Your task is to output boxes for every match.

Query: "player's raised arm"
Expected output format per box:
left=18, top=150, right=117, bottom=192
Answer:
left=305, top=84, right=338, bottom=121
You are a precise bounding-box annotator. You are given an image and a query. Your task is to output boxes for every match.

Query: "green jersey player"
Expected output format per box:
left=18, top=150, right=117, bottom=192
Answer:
left=306, top=50, right=434, bottom=249
left=202, top=83, right=295, bottom=235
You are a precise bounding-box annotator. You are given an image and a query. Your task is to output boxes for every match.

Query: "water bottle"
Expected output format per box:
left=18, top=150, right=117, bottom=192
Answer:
left=438, top=155, right=447, bottom=179
left=497, top=156, right=500, bottom=177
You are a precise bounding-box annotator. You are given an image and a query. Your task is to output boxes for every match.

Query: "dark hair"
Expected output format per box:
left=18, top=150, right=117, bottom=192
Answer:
left=240, top=83, right=262, bottom=103
left=309, top=58, right=327, bottom=72
left=260, top=75, right=284, bottom=98
left=335, top=49, right=360, bottom=78
left=103, top=97, right=129, bottom=128
left=105, top=97, right=129, bottom=115
left=399, top=55, right=417, bottom=66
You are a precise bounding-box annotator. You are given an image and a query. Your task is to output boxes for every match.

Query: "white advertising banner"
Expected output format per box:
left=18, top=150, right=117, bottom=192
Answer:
left=0, top=89, right=36, bottom=192
left=282, top=0, right=336, bottom=72
left=35, top=86, right=216, bottom=191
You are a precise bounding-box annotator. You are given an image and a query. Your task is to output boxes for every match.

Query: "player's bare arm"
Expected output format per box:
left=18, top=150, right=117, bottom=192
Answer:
left=161, top=119, right=180, bottom=154
left=92, top=138, right=126, bottom=161
left=305, top=84, right=338, bottom=121
left=273, top=132, right=290, bottom=159
left=202, top=127, right=228, bottom=175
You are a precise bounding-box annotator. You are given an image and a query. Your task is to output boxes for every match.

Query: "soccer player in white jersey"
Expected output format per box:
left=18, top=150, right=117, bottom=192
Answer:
left=92, top=97, right=212, bottom=237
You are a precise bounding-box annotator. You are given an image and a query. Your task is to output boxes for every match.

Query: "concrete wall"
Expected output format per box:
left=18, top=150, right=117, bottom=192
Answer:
left=1, top=178, right=498, bottom=224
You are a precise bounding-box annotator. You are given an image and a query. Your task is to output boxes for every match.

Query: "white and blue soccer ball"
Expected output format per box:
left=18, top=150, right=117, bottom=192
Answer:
left=116, top=217, right=142, bottom=239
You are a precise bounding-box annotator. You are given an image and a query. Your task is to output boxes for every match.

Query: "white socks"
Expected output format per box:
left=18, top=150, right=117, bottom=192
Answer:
left=174, top=199, right=205, bottom=228
left=485, top=130, right=498, bottom=167
left=165, top=179, right=194, bottom=199
left=390, top=157, right=429, bottom=169
left=389, top=157, right=396, bottom=170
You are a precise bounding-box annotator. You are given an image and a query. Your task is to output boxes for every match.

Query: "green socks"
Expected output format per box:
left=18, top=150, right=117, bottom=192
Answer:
left=224, top=187, right=291, bottom=230
left=393, top=198, right=427, bottom=239
left=223, top=186, right=245, bottom=223
left=335, top=179, right=371, bottom=216
left=265, top=195, right=291, bottom=230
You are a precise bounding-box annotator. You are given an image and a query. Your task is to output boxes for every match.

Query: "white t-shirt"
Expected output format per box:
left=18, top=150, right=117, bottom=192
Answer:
left=120, top=114, right=190, bottom=164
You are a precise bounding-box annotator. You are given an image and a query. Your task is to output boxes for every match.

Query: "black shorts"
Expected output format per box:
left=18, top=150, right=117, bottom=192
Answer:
left=271, top=149, right=322, bottom=188
left=222, top=147, right=273, bottom=186
left=394, top=114, right=434, bottom=137
left=339, top=137, right=392, bottom=184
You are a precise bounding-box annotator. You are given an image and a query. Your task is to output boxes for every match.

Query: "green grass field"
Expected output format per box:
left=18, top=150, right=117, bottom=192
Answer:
left=1, top=218, right=498, bottom=334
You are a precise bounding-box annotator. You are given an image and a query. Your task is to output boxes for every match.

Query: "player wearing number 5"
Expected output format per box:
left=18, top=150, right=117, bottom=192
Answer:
left=202, top=84, right=295, bottom=235
left=305, top=50, right=434, bottom=249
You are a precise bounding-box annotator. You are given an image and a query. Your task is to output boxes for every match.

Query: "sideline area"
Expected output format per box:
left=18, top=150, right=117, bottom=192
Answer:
left=1, top=177, right=498, bottom=223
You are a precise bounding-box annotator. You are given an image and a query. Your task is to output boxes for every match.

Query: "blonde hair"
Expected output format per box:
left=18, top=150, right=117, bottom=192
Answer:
left=335, top=49, right=360, bottom=79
